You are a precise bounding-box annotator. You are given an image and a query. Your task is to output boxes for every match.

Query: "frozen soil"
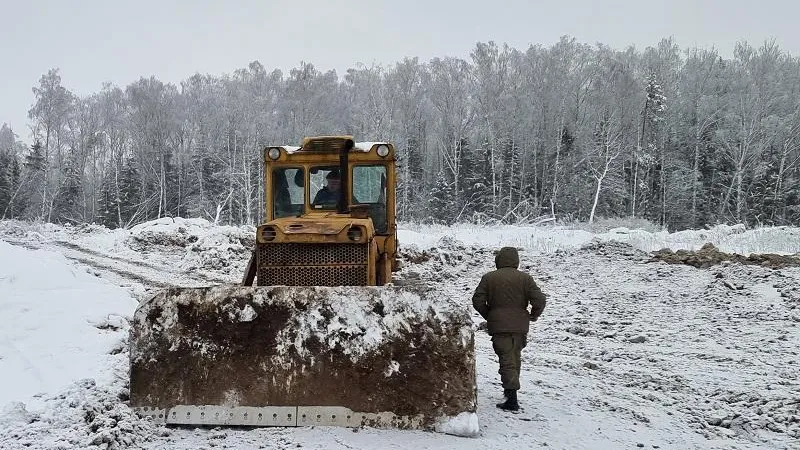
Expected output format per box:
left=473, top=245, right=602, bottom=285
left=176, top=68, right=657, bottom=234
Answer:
left=0, top=380, right=168, bottom=450
left=651, top=242, right=800, bottom=269
left=1, top=223, right=798, bottom=449
left=533, top=241, right=799, bottom=445
left=399, top=239, right=799, bottom=448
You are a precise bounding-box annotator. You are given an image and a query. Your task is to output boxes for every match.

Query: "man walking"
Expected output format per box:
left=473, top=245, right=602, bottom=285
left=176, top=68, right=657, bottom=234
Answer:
left=472, top=246, right=547, bottom=411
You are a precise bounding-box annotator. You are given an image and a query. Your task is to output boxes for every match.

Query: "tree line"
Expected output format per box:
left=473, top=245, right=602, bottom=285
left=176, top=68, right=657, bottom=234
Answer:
left=1, top=36, right=799, bottom=230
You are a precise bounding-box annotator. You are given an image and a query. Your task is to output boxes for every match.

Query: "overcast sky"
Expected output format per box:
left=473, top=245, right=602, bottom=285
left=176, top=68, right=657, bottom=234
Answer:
left=2, top=0, right=799, bottom=144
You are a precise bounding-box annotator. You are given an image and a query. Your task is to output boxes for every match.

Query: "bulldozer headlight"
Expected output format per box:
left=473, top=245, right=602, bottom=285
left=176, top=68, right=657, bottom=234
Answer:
left=347, top=226, right=363, bottom=242
left=267, top=147, right=281, bottom=160
left=376, top=144, right=390, bottom=157
left=261, top=226, right=277, bottom=241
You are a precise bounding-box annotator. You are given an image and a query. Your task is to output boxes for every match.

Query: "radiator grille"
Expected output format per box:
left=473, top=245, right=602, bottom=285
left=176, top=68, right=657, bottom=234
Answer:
left=257, top=265, right=367, bottom=286
left=257, top=243, right=368, bottom=286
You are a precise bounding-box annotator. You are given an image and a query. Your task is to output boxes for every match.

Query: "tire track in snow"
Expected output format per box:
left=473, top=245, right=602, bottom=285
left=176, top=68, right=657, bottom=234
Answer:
left=54, top=240, right=231, bottom=285
left=2, top=237, right=230, bottom=293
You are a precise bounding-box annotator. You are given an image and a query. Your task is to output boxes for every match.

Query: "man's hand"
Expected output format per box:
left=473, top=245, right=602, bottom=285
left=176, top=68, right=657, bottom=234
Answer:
left=529, top=313, right=538, bottom=322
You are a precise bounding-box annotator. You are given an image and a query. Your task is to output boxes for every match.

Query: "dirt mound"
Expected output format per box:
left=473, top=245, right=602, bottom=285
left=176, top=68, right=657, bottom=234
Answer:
left=578, top=240, right=649, bottom=259
left=651, top=243, right=800, bottom=269
left=399, top=247, right=435, bottom=265
left=126, top=227, right=199, bottom=251
left=0, top=379, right=164, bottom=450
left=397, top=238, right=493, bottom=285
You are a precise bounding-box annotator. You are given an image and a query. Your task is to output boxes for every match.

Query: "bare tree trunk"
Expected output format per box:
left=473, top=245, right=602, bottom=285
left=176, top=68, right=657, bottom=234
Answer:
left=487, top=117, right=497, bottom=214
left=452, top=132, right=460, bottom=198
left=115, top=156, right=122, bottom=227
left=589, top=170, right=605, bottom=224
left=241, top=135, right=254, bottom=225
left=632, top=159, right=639, bottom=218
left=158, top=156, right=165, bottom=218
left=589, top=129, right=620, bottom=224
left=773, top=122, right=800, bottom=221
left=532, top=137, right=538, bottom=209
left=692, top=129, right=701, bottom=226
left=550, top=115, right=564, bottom=219
left=735, top=159, right=744, bottom=222
left=228, top=130, right=235, bottom=225
left=401, top=135, right=410, bottom=219
left=633, top=98, right=651, bottom=219
left=632, top=125, right=640, bottom=218
left=42, top=128, right=51, bottom=221
left=91, top=143, right=97, bottom=222
left=660, top=139, right=667, bottom=226
left=2, top=174, right=29, bottom=220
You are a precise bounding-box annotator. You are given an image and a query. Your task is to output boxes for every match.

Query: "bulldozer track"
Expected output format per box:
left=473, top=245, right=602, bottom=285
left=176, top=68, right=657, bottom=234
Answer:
left=2, top=237, right=230, bottom=292
left=54, top=240, right=230, bottom=285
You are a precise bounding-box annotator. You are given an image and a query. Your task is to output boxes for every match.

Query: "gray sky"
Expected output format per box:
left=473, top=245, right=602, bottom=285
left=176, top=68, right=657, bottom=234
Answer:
left=2, top=0, right=798, bottom=144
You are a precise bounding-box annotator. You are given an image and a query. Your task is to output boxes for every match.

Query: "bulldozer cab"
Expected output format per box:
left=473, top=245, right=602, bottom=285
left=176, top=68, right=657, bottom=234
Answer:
left=250, top=136, right=398, bottom=287
left=267, top=138, right=393, bottom=227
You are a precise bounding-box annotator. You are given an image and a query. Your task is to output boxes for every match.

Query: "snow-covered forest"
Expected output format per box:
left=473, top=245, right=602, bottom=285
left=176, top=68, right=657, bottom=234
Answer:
left=1, top=37, right=799, bottom=229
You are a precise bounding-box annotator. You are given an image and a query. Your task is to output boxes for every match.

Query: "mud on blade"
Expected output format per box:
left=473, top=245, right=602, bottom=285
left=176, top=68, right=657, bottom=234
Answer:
left=129, top=285, right=476, bottom=430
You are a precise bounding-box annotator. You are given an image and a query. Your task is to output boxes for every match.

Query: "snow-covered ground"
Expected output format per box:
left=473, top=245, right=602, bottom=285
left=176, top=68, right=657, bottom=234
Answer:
left=0, top=218, right=798, bottom=449
left=0, top=240, right=136, bottom=408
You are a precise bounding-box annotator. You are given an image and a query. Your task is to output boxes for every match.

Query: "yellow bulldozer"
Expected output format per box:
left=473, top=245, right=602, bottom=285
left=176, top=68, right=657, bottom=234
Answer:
left=129, top=137, right=477, bottom=432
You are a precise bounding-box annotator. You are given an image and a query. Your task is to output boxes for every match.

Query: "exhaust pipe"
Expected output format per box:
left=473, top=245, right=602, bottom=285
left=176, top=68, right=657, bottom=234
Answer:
left=338, top=139, right=354, bottom=214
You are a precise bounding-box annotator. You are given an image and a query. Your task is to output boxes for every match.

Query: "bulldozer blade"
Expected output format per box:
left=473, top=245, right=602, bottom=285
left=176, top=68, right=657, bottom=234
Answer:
left=129, top=284, right=477, bottom=432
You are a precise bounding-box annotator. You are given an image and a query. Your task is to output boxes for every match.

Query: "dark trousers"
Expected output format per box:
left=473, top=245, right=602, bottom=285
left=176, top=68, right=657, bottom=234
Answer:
left=491, top=333, right=527, bottom=390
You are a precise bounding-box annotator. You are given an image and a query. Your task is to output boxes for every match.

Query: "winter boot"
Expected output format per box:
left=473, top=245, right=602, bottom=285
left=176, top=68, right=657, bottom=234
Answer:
left=503, top=388, right=513, bottom=399
left=496, top=389, right=519, bottom=411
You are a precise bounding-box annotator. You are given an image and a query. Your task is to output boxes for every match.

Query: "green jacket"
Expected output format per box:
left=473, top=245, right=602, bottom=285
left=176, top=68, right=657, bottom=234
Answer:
left=472, top=247, right=547, bottom=335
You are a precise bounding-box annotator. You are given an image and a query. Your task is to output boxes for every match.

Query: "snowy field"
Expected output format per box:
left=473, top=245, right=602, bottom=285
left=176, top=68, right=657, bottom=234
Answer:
left=0, top=218, right=798, bottom=450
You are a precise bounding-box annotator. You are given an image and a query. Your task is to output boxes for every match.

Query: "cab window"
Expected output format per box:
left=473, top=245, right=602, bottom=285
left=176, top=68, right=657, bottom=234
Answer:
left=352, top=165, right=388, bottom=233
left=310, top=166, right=341, bottom=209
left=272, top=167, right=304, bottom=218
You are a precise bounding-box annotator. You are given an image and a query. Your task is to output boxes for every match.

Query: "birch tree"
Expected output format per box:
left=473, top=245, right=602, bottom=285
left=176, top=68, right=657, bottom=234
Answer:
left=4, top=38, right=800, bottom=229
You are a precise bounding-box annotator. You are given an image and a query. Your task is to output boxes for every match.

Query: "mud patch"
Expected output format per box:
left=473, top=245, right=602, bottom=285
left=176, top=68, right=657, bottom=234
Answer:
left=578, top=240, right=650, bottom=259
left=126, top=226, right=199, bottom=251
left=650, top=243, right=800, bottom=269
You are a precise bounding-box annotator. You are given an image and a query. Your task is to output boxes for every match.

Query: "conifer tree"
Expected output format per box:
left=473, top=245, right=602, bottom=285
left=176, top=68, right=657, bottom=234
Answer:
left=21, top=140, right=46, bottom=219
left=428, top=170, right=455, bottom=224
left=0, top=152, right=11, bottom=214
left=119, top=157, right=141, bottom=226
left=96, top=168, right=120, bottom=228
left=53, top=155, right=83, bottom=223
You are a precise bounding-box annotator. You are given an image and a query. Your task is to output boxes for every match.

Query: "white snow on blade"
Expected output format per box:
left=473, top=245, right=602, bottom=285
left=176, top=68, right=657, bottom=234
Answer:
left=383, top=360, right=400, bottom=377
left=222, top=389, right=242, bottom=408
left=434, top=411, right=480, bottom=438
left=270, top=287, right=465, bottom=363
left=226, top=303, right=257, bottom=322
left=131, top=284, right=469, bottom=368
left=0, top=239, right=136, bottom=408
